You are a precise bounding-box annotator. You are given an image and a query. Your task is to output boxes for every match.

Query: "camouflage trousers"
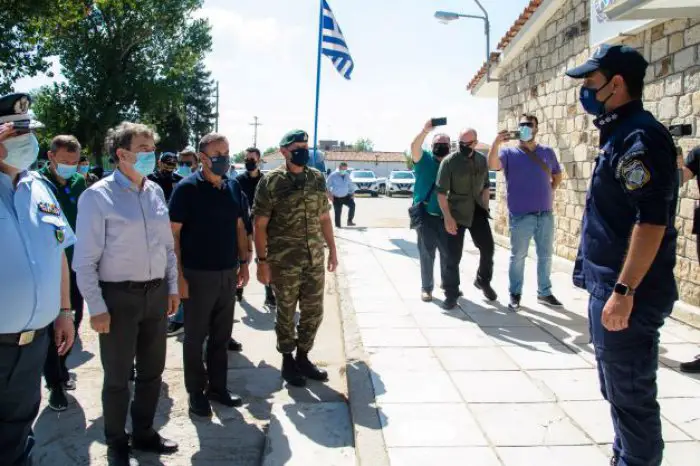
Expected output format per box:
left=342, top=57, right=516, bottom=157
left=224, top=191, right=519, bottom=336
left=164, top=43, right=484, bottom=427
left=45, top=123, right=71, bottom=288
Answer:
left=270, top=255, right=325, bottom=354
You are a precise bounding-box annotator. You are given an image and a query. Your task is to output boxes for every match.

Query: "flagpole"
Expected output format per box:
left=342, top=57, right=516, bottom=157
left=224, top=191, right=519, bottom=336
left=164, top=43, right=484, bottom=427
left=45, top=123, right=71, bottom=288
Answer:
left=312, top=0, right=324, bottom=155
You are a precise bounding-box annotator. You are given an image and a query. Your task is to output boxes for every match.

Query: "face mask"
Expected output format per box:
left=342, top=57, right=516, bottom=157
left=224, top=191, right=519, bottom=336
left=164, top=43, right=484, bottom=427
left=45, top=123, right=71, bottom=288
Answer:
left=579, top=79, right=613, bottom=116
left=78, top=165, right=90, bottom=175
left=519, top=126, right=534, bottom=142
left=459, top=142, right=474, bottom=156
left=2, top=133, right=40, bottom=170
left=289, top=148, right=310, bottom=167
left=245, top=159, right=257, bottom=172
left=132, top=151, right=156, bottom=176
left=432, top=143, right=450, bottom=158
left=176, top=165, right=191, bottom=177
left=56, top=163, right=78, bottom=178
left=208, top=155, right=230, bottom=176
left=339, top=170, right=347, bottom=175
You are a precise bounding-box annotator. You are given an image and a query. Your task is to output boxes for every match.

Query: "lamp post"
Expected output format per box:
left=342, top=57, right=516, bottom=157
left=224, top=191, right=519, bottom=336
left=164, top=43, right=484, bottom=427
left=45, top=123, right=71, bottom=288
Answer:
left=435, top=0, right=497, bottom=82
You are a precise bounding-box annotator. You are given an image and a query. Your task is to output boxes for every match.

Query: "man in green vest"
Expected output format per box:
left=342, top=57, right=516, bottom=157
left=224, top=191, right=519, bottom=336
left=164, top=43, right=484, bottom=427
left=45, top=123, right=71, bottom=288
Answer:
left=38, top=135, right=87, bottom=411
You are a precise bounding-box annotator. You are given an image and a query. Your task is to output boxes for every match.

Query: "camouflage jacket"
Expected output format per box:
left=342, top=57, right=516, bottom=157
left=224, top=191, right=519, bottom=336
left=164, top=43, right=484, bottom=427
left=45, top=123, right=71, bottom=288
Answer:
left=252, top=165, right=330, bottom=265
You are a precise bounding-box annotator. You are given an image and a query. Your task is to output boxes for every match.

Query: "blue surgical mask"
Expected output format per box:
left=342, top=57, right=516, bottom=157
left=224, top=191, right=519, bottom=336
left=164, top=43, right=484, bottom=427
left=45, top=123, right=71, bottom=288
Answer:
left=339, top=169, right=347, bottom=175
left=519, top=126, right=534, bottom=142
left=56, top=163, right=78, bottom=179
left=133, top=151, right=156, bottom=176
left=2, top=133, right=40, bottom=170
left=579, top=79, right=613, bottom=116
left=78, top=165, right=90, bottom=175
left=176, top=165, right=191, bottom=177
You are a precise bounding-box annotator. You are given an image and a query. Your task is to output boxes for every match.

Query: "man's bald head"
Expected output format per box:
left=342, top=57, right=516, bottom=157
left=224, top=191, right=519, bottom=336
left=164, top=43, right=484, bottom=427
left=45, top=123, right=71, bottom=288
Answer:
left=459, top=128, right=478, bottom=144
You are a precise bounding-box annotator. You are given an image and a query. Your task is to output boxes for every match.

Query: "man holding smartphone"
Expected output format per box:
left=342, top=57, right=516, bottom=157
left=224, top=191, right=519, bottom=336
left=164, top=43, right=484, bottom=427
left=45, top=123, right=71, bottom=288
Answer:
left=488, top=114, right=563, bottom=311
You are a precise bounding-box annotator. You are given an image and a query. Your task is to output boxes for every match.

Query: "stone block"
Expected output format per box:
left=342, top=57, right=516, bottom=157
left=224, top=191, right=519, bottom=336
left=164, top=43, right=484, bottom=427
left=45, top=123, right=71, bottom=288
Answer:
left=679, top=95, right=693, bottom=118
left=573, top=144, right=587, bottom=162
left=687, top=237, right=698, bottom=262
left=666, top=73, right=684, bottom=95
left=669, top=33, right=685, bottom=54
left=651, top=24, right=665, bottom=42
left=574, top=115, right=586, bottom=131
left=675, top=47, right=697, bottom=72
left=655, top=57, right=673, bottom=78
left=566, top=118, right=575, bottom=133
left=680, top=198, right=696, bottom=220
left=665, top=19, right=690, bottom=36
left=686, top=24, right=700, bottom=47
left=659, top=96, right=679, bottom=120
left=644, top=80, right=664, bottom=101
left=693, top=91, right=700, bottom=115
left=574, top=205, right=584, bottom=219
left=651, top=37, right=669, bottom=62
left=557, top=91, right=566, bottom=105
left=546, top=23, right=557, bottom=41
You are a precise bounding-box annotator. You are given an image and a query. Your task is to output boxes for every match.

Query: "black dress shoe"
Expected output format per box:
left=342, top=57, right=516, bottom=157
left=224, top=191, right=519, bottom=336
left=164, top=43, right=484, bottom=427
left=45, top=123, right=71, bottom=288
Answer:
left=63, top=379, right=77, bottom=391
left=189, top=391, right=213, bottom=417
left=282, top=353, right=306, bottom=387
left=132, top=433, right=178, bottom=454
left=227, top=338, right=243, bottom=352
left=442, top=296, right=458, bottom=310
left=296, top=351, right=329, bottom=381
left=207, top=389, right=243, bottom=407
left=48, top=387, right=68, bottom=412
left=680, top=358, right=700, bottom=373
left=107, top=443, right=138, bottom=466
left=474, top=279, right=497, bottom=301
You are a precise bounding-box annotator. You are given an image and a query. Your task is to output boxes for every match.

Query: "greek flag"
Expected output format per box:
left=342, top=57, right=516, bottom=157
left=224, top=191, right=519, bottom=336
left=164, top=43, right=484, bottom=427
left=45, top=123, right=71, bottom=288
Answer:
left=321, top=0, right=354, bottom=80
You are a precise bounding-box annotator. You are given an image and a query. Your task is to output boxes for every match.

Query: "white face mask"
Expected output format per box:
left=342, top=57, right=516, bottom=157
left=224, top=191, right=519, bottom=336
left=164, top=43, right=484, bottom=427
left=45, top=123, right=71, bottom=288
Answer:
left=2, top=133, right=40, bottom=170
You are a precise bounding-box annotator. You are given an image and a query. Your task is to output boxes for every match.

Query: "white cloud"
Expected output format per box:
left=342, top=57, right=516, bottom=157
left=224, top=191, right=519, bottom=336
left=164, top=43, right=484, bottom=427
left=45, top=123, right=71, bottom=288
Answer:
left=195, top=8, right=299, bottom=51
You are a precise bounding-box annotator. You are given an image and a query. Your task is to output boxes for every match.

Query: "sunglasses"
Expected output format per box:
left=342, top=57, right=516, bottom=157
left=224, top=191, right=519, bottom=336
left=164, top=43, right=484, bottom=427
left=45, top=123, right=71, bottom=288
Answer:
left=519, top=122, right=535, bottom=128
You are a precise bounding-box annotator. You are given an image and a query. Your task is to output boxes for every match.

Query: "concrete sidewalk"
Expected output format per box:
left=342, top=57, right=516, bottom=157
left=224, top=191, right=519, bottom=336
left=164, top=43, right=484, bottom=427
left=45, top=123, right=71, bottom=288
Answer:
left=337, top=227, right=700, bottom=466
left=32, top=272, right=354, bottom=465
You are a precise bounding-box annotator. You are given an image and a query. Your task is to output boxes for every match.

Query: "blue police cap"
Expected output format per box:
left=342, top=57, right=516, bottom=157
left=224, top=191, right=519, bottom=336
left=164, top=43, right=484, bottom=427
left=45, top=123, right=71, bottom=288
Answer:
left=565, top=44, right=648, bottom=81
left=0, top=93, right=43, bottom=129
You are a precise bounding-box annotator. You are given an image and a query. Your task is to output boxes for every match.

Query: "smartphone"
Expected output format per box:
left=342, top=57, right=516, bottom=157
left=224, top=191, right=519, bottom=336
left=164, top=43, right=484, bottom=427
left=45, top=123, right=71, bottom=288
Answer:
left=505, top=130, right=521, bottom=140
left=431, top=117, right=447, bottom=127
left=669, top=124, right=692, bottom=138
left=13, top=120, right=31, bottom=135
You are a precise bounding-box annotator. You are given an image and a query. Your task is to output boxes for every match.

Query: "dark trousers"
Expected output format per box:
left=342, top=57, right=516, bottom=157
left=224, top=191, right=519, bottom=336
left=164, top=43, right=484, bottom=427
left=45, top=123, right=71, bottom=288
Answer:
left=183, top=268, right=236, bottom=394
left=444, top=206, right=494, bottom=298
left=0, top=330, right=49, bottom=466
left=99, top=281, right=168, bottom=447
left=589, top=295, right=671, bottom=466
left=416, top=214, right=449, bottom=292
left=44, top=270, right=84, bottom=388
left=333, top=195, right=355, bottom=227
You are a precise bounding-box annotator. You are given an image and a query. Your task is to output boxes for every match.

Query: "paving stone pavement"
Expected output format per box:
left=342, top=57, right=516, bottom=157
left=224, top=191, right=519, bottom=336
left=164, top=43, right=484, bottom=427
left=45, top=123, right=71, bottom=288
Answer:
left=336, top=227, right=700, bottom=466
left=32, top=272, right=351, bottom=466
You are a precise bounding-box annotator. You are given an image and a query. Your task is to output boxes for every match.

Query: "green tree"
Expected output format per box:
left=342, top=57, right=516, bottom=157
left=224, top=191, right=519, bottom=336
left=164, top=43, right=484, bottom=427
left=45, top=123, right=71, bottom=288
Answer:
left=263, top=147, right=277, bottom=155
left=0, top=0, right=89, bottom=93
left=404, top=151, right=414, bottom=169
left=353, top=138, right=374, bottom=152
left=31, top=0, right=212, bottom=163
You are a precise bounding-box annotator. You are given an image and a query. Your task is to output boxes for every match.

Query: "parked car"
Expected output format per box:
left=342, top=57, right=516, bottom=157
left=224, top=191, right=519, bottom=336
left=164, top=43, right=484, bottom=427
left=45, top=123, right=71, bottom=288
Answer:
left=350, top=170, right=380, bottom=197
left=386, top=170, right=415, bottom=197
left=376, top=177, right=387, bottom=194
left=489, top=171, right=497, bottom=199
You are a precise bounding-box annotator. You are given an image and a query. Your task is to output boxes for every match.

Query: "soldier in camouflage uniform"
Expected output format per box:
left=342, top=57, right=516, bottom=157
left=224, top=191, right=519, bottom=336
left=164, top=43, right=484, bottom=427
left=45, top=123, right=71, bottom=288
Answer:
left=252, top=129, right=338, bottom=387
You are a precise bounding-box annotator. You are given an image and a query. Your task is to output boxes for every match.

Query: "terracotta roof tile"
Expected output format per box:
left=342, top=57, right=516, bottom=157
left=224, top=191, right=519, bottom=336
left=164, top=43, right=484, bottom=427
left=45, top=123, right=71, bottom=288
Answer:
left=467, top=0, right=544, bottom=92
left=467, top=52, right=501, bottom=91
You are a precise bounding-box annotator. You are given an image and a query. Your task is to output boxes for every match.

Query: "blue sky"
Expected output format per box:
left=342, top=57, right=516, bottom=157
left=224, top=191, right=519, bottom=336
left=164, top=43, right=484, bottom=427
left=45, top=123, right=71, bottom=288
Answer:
left=15, top=0, right=531, bottom=152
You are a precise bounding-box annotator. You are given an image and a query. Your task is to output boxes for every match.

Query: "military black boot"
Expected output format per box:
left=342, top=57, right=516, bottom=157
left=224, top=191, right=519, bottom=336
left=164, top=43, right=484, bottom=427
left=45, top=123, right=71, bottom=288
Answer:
left=296, top=351, right=329, bottom=382
left=282, top=353, right=306, bottom=387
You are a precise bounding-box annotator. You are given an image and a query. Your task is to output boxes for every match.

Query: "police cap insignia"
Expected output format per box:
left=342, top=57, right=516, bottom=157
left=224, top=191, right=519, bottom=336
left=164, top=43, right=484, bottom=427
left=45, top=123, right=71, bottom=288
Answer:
left=621, top=159, right=650, bottom=191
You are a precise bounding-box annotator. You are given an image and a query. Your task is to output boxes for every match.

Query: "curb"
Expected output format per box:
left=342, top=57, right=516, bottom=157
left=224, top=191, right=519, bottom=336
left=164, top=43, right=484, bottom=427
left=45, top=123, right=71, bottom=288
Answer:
left=331, top=261, right=391, bottom=466
left=492, top=231, right=700, bottom=330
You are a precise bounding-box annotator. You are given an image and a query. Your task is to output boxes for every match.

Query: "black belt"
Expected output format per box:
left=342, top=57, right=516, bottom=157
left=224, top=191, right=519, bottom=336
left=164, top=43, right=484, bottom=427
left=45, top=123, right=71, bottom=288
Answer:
left=100, top=278, right=164, bottom=291
left=0, top=327, right=46, bottom=347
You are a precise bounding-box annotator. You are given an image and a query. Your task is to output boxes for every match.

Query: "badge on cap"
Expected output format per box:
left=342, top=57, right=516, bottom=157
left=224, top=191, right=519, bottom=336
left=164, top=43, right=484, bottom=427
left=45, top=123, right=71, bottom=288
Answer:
left=38, top=201, right=61, bottom=216
left=13, top=96, right=30, bottom=115
left=621, top=159, right=650, bottom=191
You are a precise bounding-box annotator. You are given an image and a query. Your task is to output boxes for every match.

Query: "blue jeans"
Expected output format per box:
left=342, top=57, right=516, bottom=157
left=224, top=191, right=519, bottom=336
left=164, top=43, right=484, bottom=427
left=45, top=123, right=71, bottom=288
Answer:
left=169, top=302, right=184, bottom=324
left=416, top=214, right=449, bottom=292
left=508, top=211, right=554, bottom=297
left=588, top=295, right=671, bottom=466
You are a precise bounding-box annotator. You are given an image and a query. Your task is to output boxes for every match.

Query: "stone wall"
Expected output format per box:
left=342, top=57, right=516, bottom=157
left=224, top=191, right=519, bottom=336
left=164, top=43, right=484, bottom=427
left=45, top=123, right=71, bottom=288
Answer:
left=493, top=0, right=700, bottom=305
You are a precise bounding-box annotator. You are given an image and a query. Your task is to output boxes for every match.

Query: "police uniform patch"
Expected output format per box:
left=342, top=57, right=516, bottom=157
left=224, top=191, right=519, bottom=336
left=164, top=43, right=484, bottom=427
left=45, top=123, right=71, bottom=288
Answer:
left=621, top=159, right=650, bottom=191
left=55, top=228, right=65, bottom=244
left=38, top=202, right=61, bottom=215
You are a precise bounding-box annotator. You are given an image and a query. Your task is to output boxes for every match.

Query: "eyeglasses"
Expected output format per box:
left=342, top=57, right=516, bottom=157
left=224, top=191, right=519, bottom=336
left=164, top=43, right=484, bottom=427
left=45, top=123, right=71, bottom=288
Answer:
left=462, top=140, right=477, bottom=145
left=179, top=161, right=193, bottom=167
left=519, top=122, right=535, bottom=128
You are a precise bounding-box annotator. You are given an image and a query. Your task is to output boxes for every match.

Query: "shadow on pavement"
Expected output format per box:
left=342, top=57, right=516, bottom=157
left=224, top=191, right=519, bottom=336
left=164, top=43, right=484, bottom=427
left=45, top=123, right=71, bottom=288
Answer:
left=66, top=335, right=95, bottom=371
left=239, top=300, right=275, bottom=332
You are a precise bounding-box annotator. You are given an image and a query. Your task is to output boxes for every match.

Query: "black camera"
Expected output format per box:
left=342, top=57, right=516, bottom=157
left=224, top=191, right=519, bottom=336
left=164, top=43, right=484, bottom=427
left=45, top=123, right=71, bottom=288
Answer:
left=669, top=124, right=692, bottom=138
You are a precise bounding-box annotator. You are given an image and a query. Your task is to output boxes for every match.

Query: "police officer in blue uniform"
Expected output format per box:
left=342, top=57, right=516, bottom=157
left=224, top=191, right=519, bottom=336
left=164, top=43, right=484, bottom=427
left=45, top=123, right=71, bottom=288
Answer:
left=0, top=93, right=77, bottom=466
left=567, top=46, right=678, bottom=466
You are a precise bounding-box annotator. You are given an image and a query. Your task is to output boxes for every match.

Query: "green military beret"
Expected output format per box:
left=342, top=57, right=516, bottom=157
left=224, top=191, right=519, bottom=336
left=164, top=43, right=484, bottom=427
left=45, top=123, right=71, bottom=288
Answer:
left=279, top=129, right=309, bottom=147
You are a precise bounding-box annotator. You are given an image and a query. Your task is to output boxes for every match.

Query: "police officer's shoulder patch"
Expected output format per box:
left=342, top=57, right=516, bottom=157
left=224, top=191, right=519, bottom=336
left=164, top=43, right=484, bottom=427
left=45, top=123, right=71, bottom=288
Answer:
left=620, top=159, right=651, bottom=191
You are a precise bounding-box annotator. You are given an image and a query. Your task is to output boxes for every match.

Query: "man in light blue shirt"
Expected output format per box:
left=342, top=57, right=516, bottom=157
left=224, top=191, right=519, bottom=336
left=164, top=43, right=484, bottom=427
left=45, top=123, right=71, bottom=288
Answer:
left=327, top=162, right=356, bottom=228
left=0, top=93, right=76, bottom=466
left=73, top=122, right=180, bottom=464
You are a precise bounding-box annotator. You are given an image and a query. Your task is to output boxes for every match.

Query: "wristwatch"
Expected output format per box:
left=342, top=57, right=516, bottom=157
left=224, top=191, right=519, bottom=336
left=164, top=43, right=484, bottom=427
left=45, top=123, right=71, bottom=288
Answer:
left=239, top=258, right=249, bottom=266
left=59, top=308, right=75, bottom=321
left=255, top=257, right=267, bottom=264
left=613, top=282, right=635, bottom=296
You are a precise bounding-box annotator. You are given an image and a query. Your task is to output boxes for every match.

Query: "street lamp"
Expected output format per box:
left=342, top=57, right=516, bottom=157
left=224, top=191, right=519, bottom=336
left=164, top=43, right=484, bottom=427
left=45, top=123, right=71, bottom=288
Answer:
left=435, top=0, right=497, bottom=82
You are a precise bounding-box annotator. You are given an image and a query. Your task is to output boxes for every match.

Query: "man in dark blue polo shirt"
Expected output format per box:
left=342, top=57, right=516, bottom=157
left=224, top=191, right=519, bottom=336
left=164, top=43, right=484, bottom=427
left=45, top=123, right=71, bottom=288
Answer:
left=169, top=132, right=251, bottom=418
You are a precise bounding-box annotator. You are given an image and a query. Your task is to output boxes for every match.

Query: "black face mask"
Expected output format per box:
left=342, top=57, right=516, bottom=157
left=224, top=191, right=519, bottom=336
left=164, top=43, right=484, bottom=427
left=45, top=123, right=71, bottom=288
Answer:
left=432, top=143, right=450, bottom=158
left=459, top=142, right=474, bottom=156
left=245, top=159, right=257, bottom=171
left=289, top=148, right=310, bottom=167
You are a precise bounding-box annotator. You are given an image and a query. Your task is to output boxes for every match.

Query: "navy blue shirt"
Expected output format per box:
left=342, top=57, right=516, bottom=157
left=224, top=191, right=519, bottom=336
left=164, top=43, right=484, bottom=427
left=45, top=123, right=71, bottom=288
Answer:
left=573, top=100, right=678, bottom=307
left=169, top=172, right=249, bottom=271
